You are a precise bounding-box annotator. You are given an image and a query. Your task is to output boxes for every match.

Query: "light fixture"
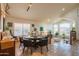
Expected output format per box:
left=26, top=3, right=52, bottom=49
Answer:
left=62, top=8, right=65, bottom=11
left=27, top=3, right=32, bottom=12
left=48, top=19, right=50, bottom=22
left=29, top=3, right=32, bottom=7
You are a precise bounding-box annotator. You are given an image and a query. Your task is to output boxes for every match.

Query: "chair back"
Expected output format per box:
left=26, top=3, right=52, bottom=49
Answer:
left=19, top=37, right=23, bottom=43
left=39, top=37, right=48, bottom=46
left=0, top=32, right=2, bottom=40
left=23, top=39, right=33, bottom=47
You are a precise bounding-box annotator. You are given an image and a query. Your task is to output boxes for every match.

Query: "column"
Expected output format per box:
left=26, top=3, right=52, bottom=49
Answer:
left=76, top=8, right=79, bottom=40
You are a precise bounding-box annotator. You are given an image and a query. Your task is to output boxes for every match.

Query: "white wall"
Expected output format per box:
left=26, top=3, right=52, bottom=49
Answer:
left=76, top=8, right=79, bottom=40
left=5, top=17, right=40, bottom=32
left=5, top=17, right=35, bottom=24
left=0, top=15, right=3, bottom=32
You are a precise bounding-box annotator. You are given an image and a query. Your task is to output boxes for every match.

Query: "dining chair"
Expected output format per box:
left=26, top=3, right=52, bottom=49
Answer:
left=23, top=39, right=34, bottom=54
left=38, top=37, right=48, bottom=54
left=19, top=37, right=23, bottom=48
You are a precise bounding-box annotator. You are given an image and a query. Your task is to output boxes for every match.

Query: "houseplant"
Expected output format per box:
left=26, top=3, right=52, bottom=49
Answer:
left=55, top=32, right=59, bottom=37
left=40, top=27, right=43, bottom=31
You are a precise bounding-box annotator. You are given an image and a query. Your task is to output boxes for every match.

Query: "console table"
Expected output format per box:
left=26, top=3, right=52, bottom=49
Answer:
left=0, top=39, right=15, bottom=56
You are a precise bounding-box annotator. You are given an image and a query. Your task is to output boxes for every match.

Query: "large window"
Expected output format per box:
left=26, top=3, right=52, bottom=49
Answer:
left=39, top=24, right=53, bottom=33
left=52, top=22, right=71, bottom=38
left=14, top=23, right=30, bottom=36
left=22, top=24, right=30, bottom=36
left=53, top=24, right=59, bottom=34
left=59, top=23, right=71, bottom=36
left=39, top=21, right=71, bottom=38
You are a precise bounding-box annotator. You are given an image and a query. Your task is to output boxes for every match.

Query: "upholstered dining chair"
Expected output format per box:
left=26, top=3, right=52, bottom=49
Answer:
left=23, top=39, right=34, bottom=54
left=19, top=37, right=23, bottom=48
left=38, top=37, right=48, bottom=54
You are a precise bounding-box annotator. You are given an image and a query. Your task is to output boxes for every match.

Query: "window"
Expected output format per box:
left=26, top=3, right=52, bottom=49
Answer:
left=59, top=22, right=71, bottom=37
left=53, top=24, right=59, bottom=34
left=14, top=23, right=22, bottom=36
left=40, top=24, right=53, bottom=33
left=14, top=23, right=30, bottom=36
left=22, top=24, right=30, bottom=36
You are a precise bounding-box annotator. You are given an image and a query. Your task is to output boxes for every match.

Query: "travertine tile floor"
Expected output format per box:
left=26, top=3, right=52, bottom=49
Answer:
left=15, top=39, right=79, bottom=56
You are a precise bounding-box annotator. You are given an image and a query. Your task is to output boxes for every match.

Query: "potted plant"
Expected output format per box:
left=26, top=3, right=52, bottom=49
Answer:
left=55, top=32, right=59, bottom=37
left=5, top=26, right=10, bottom=31
left=39, top=27, right=44, bottom=36
left=71, top=27, right=76, bottom=32
left=40, top=27, right=43, bottom=32
left=62, top=33, right=65, bottom=39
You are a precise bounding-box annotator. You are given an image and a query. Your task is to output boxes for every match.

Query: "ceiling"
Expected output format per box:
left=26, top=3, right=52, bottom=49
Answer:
left=4, top=3, right=79, bottom=22
left=0, top=4, right=1, bottom=16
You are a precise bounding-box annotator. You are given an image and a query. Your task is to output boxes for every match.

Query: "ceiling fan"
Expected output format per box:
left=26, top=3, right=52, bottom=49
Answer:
left=5, top=3, right=9, bottom=14
left=27, top=3, right=32, bottom=12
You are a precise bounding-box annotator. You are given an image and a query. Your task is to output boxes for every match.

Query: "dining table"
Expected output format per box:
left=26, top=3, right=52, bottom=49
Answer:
left=23, top=36, right=44, bottom=49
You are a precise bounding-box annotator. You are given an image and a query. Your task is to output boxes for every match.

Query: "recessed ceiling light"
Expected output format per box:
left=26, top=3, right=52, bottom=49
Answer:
left=62, top=8, right=65, bottom=11
left=48, top=19, right=50, bottom=22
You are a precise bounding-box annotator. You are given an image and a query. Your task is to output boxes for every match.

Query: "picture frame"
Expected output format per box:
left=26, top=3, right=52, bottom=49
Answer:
left=7, top=22, right=13, bottom=27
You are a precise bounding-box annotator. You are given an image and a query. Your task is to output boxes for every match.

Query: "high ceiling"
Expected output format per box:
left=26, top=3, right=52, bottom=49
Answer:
left=4, top=3, right=79, bottom=22
left=0, top=4, right=1, bottom=17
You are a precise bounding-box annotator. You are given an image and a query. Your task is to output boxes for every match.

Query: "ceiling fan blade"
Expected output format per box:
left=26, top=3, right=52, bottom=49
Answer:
left=27, top=6, right=30, bottom=12
left=5, top=3, right=9, bottom=14
left=27, top=3, right=32, bottom=12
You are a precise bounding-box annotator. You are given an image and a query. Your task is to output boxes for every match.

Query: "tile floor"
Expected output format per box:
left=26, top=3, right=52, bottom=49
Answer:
left=15, top=39, right=79, bottom=56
